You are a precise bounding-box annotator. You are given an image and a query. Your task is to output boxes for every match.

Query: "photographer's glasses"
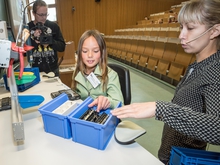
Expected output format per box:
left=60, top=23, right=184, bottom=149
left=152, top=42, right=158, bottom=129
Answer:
left=36, top=13, right=49, bottom=17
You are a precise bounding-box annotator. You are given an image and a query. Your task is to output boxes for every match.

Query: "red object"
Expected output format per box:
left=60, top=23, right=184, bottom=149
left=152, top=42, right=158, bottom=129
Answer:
left=7, top=42, right=34, bottom=79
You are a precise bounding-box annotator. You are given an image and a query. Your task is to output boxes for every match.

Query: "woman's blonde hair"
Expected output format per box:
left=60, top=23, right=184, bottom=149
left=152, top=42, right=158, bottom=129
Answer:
left=178, top=0, right=220, bottom=49
left=72, top=30, right=108, bottom=90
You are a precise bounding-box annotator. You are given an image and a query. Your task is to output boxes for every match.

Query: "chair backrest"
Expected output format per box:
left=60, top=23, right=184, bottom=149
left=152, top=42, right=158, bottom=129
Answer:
left=108, top=63, right=131, bottom=105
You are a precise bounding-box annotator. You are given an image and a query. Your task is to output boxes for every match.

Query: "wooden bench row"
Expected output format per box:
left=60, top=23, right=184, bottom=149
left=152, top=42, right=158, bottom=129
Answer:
left=105, top=37, right=195, bottom=86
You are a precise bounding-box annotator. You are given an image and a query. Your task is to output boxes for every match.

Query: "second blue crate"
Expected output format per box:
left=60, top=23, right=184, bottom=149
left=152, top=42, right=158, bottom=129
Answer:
left=170, top=147, right=220, bottom=165
left=68, top=97, right=120, bottom=150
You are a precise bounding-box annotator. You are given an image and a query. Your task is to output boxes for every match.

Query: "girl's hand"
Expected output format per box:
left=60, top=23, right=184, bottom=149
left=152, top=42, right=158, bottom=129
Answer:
left=88, top=96, right=110, bottom=112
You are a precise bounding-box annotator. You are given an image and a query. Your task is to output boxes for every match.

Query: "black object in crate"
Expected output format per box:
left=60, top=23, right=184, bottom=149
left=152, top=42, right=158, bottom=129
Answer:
left=79, top=109, right=109, bottom=124
left=68, top=96, right=121, bottom=150
left=51, top=89, right=81, bottom=101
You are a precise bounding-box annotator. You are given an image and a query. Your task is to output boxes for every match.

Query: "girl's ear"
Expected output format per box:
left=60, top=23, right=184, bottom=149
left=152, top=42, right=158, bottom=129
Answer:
left=210, top=24, right=220, bottom=39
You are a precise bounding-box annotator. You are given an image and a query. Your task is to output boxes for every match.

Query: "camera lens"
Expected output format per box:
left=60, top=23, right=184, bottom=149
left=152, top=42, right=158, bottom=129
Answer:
left=42, top=36, right=48, bottom=42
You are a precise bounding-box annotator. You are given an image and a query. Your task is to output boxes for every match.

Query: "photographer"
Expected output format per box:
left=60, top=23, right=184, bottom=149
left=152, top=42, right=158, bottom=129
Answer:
left=28, top=0, right=65, bottom=77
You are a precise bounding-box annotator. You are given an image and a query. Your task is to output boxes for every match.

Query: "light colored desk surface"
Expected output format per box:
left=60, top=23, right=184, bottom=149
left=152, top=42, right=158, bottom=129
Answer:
left=0, top=75, right=163, bottom=165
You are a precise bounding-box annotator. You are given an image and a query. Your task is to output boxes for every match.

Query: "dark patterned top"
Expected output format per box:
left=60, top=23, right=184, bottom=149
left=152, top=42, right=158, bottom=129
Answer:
left=155, top=50, right=220, bottom=163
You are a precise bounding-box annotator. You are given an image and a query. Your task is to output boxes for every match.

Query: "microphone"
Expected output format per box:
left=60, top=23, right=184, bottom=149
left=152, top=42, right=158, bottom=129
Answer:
left=185, top=26, right=213, bottom=44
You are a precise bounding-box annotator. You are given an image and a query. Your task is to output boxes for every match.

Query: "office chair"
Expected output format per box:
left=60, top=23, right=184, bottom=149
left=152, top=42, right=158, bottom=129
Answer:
left=108, top=64, right=146, bottom=144
left=108, top=63, right=131, bottom=105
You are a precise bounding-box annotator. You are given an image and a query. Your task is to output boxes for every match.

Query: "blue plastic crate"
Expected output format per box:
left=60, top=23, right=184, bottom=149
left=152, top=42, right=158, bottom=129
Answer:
left=38, top=93, right=79, bottom=139
left=3, top=67, right=40, bottom=92
left=68, top=97, right=120, bottom=150
left=170, top=147, right=220, bottom=165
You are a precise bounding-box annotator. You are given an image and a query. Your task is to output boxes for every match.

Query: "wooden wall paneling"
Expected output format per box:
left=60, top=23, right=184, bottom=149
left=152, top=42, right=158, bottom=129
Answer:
left=73, top=0, right=96, bottom=47
left=95, top=1, right=105, bottom=33
left=84, top=0, right=96, bottom=30
left=56, top=0, right=185, bottom=51
left=56, top=0, right=74, bottom=41
left=104, top=0, right=120, bottom=34
left=56, top=0, right=74, bottom=59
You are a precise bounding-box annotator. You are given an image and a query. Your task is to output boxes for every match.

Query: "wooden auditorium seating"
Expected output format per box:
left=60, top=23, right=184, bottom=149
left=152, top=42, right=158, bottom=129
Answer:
left=151, top=41, right=165, bottom=59
left=167, top=30, right=180, bottom=43
left=105, top=2, right=195, bottom=86
left=137, top=40, right=154, bottom=71
left=145, top=57, right=159, bottom=74
left=137, top=55, right=148, bottom=71
left=174, top=44, right=193, bottom=67
left=145, top=41, right=165, bottom=74
left=120, top=39, right=133, bottom=62
left=142, top=40, right=155, bottom=57
left=147, top=24, right=160, bottom=41
left=136, top=40, right=147, bottom=54
left=153, top=42, right=178, bottom=78
left=108, top=38, right=121, bottom=58
left=107, top=38, right=119, bottom=57
left=133, top=29, right=144, bottom=38
left=148, top=30, right=159, bottom=41
left=157, top=30, right=168, bottom=42
left=166, top=44, right=193, bottom=84
left=155, top=59, right=170, bottom=77
left=125, top=39, right=139, bottom=65
left=167, top=62, right=185, bottom=82
left=113, top=38, right=127, bottom=59
left=162, top=42, right=178, bottom=62
left=131, top=53, right=141, bottom=68
left=140, top=25, right=153, bottom=39
left=130, top=40, right=147, bottom=67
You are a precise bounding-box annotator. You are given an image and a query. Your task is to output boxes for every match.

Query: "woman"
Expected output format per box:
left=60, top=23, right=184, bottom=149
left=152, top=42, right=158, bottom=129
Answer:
left=111, top=0, right=220, bottom=164
left=28, top=0, right=65, bottom=77
left=71, top=30, right=123, bottom=112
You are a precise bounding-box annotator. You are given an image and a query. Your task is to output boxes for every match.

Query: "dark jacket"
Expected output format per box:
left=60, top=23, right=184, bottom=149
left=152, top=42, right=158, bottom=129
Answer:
left=28, top=20, right=65, bottom=73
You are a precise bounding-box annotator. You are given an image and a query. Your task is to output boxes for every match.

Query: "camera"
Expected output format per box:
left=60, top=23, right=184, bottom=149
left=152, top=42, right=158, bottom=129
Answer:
left=31, top=22, right=53, bottom=45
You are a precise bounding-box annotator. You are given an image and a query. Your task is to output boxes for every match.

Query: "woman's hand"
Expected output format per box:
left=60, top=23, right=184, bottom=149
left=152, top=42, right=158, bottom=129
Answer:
left=111, top=102, right=156, bottom=119
left=88, top=96, right=110, bottom=112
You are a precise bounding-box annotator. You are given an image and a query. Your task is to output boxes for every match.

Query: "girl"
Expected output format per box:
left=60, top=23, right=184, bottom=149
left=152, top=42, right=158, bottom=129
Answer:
left=71, top=30, right=124, bottom=112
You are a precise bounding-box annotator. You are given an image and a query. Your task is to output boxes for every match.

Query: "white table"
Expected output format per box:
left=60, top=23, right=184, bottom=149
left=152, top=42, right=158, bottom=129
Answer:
left=0, top=75, right=163, bottom=165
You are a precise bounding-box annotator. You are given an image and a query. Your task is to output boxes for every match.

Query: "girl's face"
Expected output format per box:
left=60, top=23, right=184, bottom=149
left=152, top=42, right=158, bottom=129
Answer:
left=179, top=22, right=212, bottom=56
left=81, top=36, right=101, bottom=74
